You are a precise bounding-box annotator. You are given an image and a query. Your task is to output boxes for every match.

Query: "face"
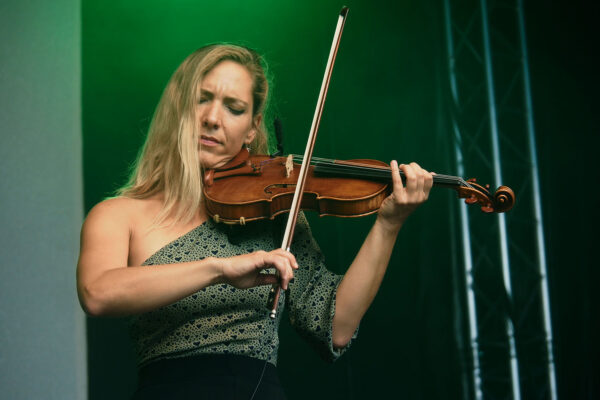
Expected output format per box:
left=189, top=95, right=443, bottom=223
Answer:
left=197, top=60, right=261, bottom=169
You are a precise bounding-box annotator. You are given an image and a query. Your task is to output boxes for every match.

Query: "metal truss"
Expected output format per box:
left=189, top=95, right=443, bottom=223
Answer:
left=443, top=0, right=557, bottom=399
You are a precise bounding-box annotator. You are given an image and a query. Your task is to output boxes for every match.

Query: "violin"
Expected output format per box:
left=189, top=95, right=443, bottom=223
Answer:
left=203, top=148, right=515, bottom=225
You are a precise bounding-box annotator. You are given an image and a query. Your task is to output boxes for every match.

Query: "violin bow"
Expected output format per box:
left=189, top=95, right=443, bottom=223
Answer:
left=268, top=7, right=349, bottom=319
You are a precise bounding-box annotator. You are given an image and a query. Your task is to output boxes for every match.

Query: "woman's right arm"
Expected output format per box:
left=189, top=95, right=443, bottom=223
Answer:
left=76, top=200, right=297, bottom=317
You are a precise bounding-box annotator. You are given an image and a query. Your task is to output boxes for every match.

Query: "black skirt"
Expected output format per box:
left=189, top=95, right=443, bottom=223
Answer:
left=132, top=354, right=287, bottom=400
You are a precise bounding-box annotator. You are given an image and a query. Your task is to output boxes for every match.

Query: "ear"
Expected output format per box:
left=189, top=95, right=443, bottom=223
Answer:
left=244, top=114, right=262, bottom=145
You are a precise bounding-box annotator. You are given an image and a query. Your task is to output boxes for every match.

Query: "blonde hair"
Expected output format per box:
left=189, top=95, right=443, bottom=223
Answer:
left=117, top=44, right=271, bottom=225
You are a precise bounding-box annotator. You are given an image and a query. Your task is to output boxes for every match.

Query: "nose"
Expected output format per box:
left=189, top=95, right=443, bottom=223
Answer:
left=201, top=102, right=221, bottom=130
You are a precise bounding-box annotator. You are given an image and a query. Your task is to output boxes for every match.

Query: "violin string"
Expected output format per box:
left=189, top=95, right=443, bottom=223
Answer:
left=316, top=160, right=462, bottom=186
left=291, top=154, right=473, bottom=188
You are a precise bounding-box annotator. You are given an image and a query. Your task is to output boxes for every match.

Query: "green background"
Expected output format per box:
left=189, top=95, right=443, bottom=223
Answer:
left=82, top=0, right=598, bottom=399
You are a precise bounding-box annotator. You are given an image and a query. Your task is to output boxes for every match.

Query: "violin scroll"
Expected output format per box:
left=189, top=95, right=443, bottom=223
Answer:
left=457, top=178, right=515, bottom=213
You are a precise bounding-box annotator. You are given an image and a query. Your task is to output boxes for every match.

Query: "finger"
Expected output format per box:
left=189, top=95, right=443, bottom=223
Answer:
left=400, top=163, right=417, bottom=194
left=424, top=170, right=434, bottom=197
left=278, top=265, right=294, bottom=289
left=410, top=162, right=425, bottom=194
left=274, top=248, right=299, bottom=269
left=264, top=253, right=294, bottom=290
left=390, top=160, right=404, bottom=191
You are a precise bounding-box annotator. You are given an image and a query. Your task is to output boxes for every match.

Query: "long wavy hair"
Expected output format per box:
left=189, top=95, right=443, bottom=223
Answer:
left=117, top=44, right=271, bottom=226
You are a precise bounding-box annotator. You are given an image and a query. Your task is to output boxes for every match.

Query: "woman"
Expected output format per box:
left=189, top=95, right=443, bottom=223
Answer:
left=77, top=44, right=433, bottom=399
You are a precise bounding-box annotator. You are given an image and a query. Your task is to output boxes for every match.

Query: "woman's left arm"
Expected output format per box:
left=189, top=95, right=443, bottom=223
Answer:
left=332, top=160, right=434, bottom=348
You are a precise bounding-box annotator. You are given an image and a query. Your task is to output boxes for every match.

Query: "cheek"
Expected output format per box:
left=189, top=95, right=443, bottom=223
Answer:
left=230, top=120, right=254, bottom=144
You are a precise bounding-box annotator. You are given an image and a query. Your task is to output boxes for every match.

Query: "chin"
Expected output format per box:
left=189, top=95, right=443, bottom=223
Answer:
left=200, top=155, right=225, bottom=170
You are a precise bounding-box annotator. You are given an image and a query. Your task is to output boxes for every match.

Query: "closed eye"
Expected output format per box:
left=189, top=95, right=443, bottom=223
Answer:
left=198, top=88, right=248, bottom=115
left=228, top=106, right=245, bottom=115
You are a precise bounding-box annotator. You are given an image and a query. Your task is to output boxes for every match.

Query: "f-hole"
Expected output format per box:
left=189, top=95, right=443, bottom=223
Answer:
left=264, top=183, right=297, bottom=194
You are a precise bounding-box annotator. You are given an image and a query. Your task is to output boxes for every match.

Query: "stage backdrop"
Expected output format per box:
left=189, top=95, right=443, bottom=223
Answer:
left=82, top=0, right=599, bottom=399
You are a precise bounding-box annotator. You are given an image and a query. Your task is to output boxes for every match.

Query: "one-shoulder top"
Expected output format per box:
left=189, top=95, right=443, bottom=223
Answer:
left=129, top=213, right=357, bottom=367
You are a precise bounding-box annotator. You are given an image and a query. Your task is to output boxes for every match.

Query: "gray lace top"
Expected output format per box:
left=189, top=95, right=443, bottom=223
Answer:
left=130, top=213, right=356, bottom=367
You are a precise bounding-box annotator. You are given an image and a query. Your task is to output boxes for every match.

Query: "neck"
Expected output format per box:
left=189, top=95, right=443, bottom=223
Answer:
left=300, top=156, right=465, bottom=189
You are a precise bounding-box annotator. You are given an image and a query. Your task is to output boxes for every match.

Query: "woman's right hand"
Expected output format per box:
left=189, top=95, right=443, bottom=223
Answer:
left=217, top=249, right=298, bottom=290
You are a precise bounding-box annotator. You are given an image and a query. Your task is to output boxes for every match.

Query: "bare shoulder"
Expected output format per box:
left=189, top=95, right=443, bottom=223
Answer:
left=79, top=196, right=159, bottom=270
left=83, top=197, right=133, bottom=232
left=81, top=197, right=139, bottom=246
left=85, top=196, right=161, bottom=224
left=87, top=196, right=140, bottom=216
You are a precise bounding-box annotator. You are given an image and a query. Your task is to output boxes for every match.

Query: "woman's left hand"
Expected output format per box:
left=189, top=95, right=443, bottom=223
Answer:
left=377, top=160, right=434, bottom=231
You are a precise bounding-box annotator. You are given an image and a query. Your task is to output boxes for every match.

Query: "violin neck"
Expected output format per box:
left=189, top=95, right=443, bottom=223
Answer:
left=303, top=156, right=465, bottom=189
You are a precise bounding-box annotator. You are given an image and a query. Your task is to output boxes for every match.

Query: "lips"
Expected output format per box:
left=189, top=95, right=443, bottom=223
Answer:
left=200, top=135, right=221, bottom=147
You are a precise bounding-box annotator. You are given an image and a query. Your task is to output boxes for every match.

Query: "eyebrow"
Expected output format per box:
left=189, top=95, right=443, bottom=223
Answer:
left=199, top=89, right=249, bottom=107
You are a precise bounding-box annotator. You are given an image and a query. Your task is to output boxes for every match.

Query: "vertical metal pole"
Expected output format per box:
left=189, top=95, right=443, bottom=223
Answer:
left=516, top=1, right=558, bottom=398
left=455, top=127, right=483, bottom=400
left=479, top=0, right=521, bottom=399
left=443, top=1, right=482, bottom=398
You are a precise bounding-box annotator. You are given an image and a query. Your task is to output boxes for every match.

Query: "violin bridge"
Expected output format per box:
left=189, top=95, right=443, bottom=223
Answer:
left=285, top=154, right=294, bottom=178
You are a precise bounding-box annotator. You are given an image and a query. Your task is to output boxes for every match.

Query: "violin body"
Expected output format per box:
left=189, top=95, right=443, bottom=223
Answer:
left=204, top=154, right=390, bottom=224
